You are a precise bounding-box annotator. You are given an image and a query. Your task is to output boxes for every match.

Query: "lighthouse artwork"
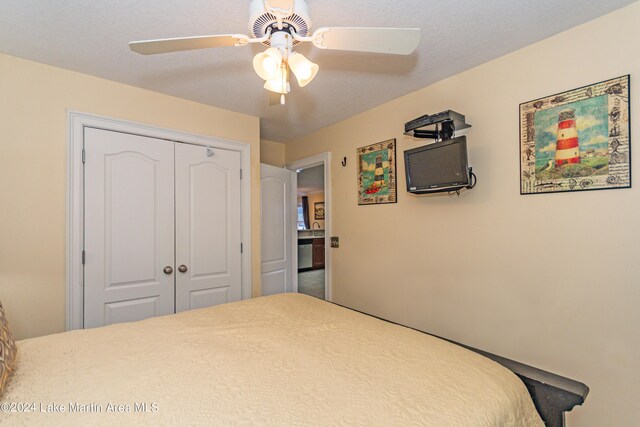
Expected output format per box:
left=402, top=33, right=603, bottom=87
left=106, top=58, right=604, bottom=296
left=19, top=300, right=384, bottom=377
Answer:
left=366, top=154, right=386, bottom=194
left=520, top=75, right=630, bottom=194
left=554, top=109, right=581, bottom=167
left=357, top=139, right=397, bottom=205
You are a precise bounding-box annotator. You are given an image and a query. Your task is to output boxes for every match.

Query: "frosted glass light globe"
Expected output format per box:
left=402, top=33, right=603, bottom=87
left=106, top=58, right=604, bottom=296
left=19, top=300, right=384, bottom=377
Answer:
left=296, top=63, right=312, bottom=80
left=288, top=52, right=318, bottom=87
left=262, top=56, right=278, bottom=75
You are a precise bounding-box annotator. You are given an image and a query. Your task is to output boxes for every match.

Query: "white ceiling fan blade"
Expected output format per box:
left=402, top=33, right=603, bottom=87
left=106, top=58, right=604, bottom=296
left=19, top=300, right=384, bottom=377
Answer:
left=312, top=27, right=421, bottom=55
left=129, top=34, right=249, bottom=55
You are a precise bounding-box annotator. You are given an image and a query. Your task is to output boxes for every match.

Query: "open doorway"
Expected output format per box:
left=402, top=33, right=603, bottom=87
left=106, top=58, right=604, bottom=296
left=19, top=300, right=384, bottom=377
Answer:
left=296, top=165, right=325, bottom=299
left=287, top=153, right=331, bottom=301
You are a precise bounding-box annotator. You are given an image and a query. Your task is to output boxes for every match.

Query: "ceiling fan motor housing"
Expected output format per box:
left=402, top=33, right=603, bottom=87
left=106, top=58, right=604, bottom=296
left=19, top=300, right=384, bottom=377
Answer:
left=249, top=0, right=312, bottom=45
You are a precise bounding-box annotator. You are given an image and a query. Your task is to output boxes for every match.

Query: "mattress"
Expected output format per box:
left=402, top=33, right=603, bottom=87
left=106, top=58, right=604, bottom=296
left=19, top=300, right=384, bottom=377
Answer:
left=2, top=294, right=543, bottom=426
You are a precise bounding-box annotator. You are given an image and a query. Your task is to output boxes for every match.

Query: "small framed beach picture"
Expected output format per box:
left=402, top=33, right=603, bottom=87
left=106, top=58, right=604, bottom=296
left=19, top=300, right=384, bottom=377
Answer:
left=314, top=202, right=325, bottom=220
left=357, top=139, right=397, bottom=205
left=519, top=75, right=630, bottom=195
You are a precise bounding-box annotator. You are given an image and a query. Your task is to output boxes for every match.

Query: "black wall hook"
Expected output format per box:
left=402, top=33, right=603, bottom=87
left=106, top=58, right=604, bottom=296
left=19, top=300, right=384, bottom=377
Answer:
left=341, top=157, right=347, bottom=167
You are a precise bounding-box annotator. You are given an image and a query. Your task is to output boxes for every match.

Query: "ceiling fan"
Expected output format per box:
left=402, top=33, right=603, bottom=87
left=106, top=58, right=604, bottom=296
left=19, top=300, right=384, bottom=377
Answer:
left=129, top=0, right=421, bottom=105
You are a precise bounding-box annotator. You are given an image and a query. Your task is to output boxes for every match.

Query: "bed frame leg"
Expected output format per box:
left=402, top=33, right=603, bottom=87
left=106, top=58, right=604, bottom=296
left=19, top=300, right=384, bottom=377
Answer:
left=519, top=376, right=582, bottom=427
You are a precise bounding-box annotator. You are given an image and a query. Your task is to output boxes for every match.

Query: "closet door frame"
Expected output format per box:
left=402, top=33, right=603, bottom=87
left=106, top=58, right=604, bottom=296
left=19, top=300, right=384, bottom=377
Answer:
left=66, top=111, right=253, bottom=331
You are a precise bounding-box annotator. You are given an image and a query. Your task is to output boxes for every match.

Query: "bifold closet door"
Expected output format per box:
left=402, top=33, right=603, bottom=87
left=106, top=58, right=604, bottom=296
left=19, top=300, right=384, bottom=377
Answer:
left=84, top=128, right=176, bottom=328
left=175, top=143, right=242, bottom=312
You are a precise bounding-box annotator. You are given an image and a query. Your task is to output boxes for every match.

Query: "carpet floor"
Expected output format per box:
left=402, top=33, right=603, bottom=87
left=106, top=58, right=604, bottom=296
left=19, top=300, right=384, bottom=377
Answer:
left=298, top=269, right=325, bottom=300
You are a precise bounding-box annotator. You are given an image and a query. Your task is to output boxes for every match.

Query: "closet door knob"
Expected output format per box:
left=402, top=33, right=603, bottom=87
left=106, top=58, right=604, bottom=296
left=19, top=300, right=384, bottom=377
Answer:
left=178, top=265, right=188, bottom=273
left=163, top=266, right=173, bottom=275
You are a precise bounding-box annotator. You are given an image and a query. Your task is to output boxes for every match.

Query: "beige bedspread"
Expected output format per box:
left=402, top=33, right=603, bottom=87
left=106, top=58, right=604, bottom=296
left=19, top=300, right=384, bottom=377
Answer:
left=2, top=294, right=543, bottom=426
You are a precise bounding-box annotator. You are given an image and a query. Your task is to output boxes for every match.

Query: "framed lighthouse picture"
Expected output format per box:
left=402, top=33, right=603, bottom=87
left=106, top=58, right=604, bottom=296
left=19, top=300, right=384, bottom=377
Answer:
left=519, top=75, right=630, bottom=194
left=357, top=139, right=397, bottom=205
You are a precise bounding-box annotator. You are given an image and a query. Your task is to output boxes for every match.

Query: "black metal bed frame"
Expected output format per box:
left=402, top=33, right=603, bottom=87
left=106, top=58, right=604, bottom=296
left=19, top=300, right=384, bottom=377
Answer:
left=333, top=302, right=589, bottom=427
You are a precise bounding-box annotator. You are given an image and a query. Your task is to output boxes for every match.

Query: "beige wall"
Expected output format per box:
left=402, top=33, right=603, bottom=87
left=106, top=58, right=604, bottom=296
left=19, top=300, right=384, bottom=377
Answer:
left=286, top=3, right=640, bottom=426
left=0, top=53, right=262, bottom=340
left=260, top=139, right=285, bottom=167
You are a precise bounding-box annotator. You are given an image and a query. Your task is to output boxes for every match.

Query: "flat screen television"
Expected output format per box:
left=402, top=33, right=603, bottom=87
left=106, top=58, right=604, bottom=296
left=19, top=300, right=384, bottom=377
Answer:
left=404, top=136, right=470, bottom=194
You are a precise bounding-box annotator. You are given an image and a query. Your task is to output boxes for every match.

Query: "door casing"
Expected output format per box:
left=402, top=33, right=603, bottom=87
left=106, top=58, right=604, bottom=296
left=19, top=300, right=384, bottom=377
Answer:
left=66, top=111, right=252, bottom=331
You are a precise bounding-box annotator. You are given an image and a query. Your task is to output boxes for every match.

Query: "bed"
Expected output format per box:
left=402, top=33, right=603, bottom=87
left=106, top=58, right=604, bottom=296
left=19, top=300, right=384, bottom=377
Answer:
left=2, top=294, right=586, bottom=426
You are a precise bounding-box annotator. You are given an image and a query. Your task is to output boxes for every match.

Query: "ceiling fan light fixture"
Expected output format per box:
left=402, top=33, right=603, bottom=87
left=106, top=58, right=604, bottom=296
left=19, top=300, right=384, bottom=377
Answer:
left=264, top=78, right=290, bottom=94
left=288, top=52, right=319, bottom=87
left=129, top=0, right=422, bottom=105
left=253, top=47, right=283, bottom=80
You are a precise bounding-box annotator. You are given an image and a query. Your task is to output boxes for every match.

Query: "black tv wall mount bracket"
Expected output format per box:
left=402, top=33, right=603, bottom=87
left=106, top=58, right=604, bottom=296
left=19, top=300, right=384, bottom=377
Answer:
left=404, top=110, right=471, bottom=141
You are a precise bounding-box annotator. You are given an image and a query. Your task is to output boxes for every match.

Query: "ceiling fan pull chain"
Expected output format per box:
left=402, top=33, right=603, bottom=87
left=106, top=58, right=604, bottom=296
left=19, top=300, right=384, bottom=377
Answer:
left=280, top=59, right=287, bottom=105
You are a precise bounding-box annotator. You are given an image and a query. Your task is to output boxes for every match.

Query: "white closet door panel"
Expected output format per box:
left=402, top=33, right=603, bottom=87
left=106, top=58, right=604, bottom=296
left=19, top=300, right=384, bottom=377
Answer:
left=105, top=297, right=160, bottom=325
left=84, top=128, right=175, bottom=328
left=109, top=154, right=157, bottom=284
left=260, top=164, right=294, bottom=295
left=175, top=144, right=242, bottom=312
left=190, top=163, right=228, bottom=276
left=189, top=288, right=229, bottom=310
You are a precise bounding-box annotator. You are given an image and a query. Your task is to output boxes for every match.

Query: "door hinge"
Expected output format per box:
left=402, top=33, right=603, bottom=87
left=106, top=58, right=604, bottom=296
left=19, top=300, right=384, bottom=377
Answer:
left=240, top=169, right=243, bottom=180
left=240, top=243, right=243, bottom=253
left=82, top=148, right=86, bottom=163
left=81, top=250, right=86, bottom=265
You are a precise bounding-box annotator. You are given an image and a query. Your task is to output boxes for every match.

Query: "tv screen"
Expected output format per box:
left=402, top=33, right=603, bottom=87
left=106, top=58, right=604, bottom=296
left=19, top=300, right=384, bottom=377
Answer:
left=404, top=136, right=469, bottom=193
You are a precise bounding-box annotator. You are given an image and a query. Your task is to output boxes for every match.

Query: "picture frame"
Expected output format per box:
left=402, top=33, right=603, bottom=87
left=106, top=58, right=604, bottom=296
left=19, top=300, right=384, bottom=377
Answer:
left=357, top=139, right=397, bottom=205
left=519, top=75, right=630, bottom=195
left=314, top=202, right=325, bottom=220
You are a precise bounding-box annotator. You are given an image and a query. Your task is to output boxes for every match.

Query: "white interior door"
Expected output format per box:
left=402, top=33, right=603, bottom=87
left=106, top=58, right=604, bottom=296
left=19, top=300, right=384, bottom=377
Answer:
left=260, top=163, right=295, bottom=295
left=84, top=128, right=175, bottom=328
left=175, top=144, right=242, bottom=312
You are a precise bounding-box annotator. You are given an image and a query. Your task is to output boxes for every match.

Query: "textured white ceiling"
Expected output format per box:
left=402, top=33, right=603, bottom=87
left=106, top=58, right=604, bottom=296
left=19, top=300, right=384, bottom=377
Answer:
left=0, top=0, right=634, bottom=141
left=297, top=165, right=324, bottom=195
